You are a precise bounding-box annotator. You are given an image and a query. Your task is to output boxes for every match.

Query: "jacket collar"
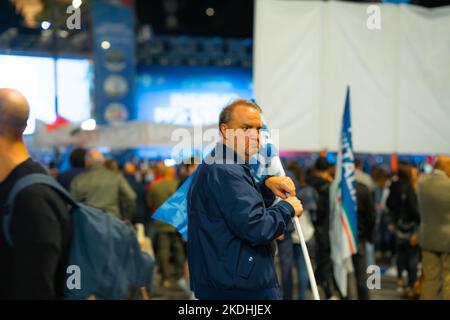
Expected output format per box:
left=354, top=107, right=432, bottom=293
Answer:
left=204, top=143, right=248, bottom=167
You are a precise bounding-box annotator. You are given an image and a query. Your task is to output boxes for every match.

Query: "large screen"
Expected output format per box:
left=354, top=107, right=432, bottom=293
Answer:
left=135, top=66, right=253, bottom=126
left=0, top=54, right=92, bottom=134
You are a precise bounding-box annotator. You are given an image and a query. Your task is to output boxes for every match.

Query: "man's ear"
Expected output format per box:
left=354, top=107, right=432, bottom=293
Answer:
left=219, top=123, right=227, bottom=140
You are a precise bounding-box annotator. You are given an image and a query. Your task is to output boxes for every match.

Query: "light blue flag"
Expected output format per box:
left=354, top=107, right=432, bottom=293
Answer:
left=152, top=118, right=284, bottom=241
left=151, top=172, right=193, bottom=240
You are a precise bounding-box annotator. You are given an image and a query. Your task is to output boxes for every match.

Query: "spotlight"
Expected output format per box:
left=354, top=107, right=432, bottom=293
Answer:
left=41, top=21, right=51, bottom=30
left=101, top=41, right=111, bottom=50
left=81, top=119, right=96, bottom=131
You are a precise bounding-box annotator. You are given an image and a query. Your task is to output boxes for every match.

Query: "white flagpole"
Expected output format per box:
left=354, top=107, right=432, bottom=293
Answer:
left=292, top=216, right=320, bottom=300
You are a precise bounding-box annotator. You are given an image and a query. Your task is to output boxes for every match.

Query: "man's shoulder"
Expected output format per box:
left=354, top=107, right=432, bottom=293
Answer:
left=14, top=183, right=69, bottom=218
left=201, top=163, right=250, bottom=182
left=74, top=166, right=119, bottom=182
left=419, top=172, right=450, bottom=191
left=203, top=162, right=247, bottom=174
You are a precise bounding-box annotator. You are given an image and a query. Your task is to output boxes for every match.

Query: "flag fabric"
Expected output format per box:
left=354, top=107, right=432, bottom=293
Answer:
left=46, top=115, right=70, bottom=131
left=329, top=87, right=358, bottom=297
left=152, top=120, right=284, bottom=241
left=151, top=172, right=193, bottom=240
left=249, top=121, right=285, bottom=182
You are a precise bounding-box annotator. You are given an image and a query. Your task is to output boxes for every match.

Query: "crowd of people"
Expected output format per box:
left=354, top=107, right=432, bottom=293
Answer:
left=276, top=155, right=450, bottom=300
left=34, top=145, right=450, bottom=300
left=1, top=89, right=448, bottom=300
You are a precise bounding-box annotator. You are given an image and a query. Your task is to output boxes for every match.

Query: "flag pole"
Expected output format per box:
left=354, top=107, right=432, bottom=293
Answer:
left=292, top=216, right=320, bottom=300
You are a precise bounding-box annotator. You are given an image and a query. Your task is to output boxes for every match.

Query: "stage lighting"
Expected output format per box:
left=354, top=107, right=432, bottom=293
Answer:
left=101, top=41, right=111, bottom=50
left=41, top=21, right=51, bottom=30
left=72, top=0, right=82, bottom=9
left=81, top=119, right=96, bottom=131
left=164, top=159, right=176, bottom=167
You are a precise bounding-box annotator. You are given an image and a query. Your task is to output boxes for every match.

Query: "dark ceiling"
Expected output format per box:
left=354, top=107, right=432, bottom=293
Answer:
left=135, top=0, right=254, bottom=38
left=135, top=0, right=450, bottom=38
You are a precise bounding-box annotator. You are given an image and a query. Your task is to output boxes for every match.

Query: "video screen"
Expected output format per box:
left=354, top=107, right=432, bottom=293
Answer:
left=135, top=65, right=253, bottom=126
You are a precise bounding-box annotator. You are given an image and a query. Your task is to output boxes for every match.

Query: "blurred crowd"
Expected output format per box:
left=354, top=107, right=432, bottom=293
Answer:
left=41, top=146, right=450, bottom=300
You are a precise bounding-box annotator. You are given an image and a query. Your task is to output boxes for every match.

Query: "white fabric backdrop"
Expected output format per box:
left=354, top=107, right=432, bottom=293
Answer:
left=254, top=0, right=450, bottom=154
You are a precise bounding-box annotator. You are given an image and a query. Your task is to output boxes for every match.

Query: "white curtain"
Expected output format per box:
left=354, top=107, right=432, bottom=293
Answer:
left=254, top=0, right=450, bottom=154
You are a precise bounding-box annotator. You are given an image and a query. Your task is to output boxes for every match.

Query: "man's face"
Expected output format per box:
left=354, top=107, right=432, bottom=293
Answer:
left=221, top=105, right=263, bottom=163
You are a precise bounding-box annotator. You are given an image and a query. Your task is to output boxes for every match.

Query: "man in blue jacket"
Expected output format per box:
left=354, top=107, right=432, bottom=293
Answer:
left=187, top=99, right=303, bottom=300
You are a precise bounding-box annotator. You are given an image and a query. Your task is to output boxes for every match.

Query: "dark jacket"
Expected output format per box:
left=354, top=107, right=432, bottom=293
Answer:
left=187, top=144, right=295, bottom=300
left=306, top=175, right=331, bottom=229
left=57, top=167, right=85, bottom=191
left=70, top=164, right=136, bottom=221
left=355, top=181, right=376, bottom=243
left=124, top=174, right=148, bottom=225
left=386, top=180, right=421, bottom=237
left=0, top=159, right=71, bottom=299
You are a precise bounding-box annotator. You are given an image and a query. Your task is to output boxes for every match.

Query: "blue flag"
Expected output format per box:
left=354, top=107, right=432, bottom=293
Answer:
left=329, top=86, right=358, bottom=297
left=151, top=172, right=193, bottom=240
left=152, top=119, right=284, bottom=240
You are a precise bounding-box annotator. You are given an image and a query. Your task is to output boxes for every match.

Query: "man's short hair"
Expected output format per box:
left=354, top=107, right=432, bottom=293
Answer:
left=70, top=148, right=87, bottom=168
left=0, top=99, right=29, bottom=139
left=315, top=157, right=330, bottom=171
left=218, top=99, right=262, bottom=127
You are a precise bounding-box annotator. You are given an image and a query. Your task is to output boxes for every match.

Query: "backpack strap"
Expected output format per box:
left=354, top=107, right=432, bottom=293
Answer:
left=3, top=173, right=78, bottom=247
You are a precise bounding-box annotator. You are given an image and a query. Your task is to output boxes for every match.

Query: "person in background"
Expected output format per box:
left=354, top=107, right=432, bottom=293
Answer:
left=104, top=159, right=120, bottom=172
left=177, top=158, right=199, bottom=295
left=276, top=163, right=298, bottom=300
left=123, top=162, right=148, bottom=227
left=355, top=158, right=374, bottom=190
left=307, top=156, right=336, bottom=299
left=148, top=166, right=185, bottom=289
left=352, top=181, right=376, bottom=300
left=354, top=159, right=376, bottom=267
left=0, top=88, right=71, bottom=299
left=178, top=158, right=199, bottom=187
left=417, top=156, right=450, bottom=300
left=386, top=163, right=421, bottom=299
left=147, top=161, right=165, bottom=191
left=373, top=166, right=395, bottom=263
left=70, top=150, right=136, bottom=221
left=288, top=162, right=317, bottom=300
left=57, top=147, right=86, bottom=191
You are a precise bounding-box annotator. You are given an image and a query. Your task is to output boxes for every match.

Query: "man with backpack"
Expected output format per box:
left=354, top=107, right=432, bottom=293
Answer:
left=0, top=88, right=72, bottom=299
left=0, top=89, right=154, bottom=300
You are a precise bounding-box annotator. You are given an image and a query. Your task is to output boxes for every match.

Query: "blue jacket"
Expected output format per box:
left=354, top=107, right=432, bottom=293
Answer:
left=187, top=144, right=295, bottom=300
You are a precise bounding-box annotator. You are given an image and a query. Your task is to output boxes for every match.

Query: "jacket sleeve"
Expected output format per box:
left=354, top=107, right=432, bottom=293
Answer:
left=257, top=179, right=276, bottom=208
left=69, top=175, right=84, bottom=202
left=118, top=174, right=137, bottom=221
left=406, top=186, right=421, bottom=227
left=210, top=166, right=294, bottom=246
left=10, top=187, right=66, bottom=299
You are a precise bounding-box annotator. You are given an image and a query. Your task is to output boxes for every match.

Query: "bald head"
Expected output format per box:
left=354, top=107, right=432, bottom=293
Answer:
left=434, top=155, right=450, bottom=177
left=124, top=162, right=136, bottom=175
left=85, top=149, right=105, bottom=167
left=163, top=166, right=177, bottom=180
left=0, top=88, right=30, bottom=140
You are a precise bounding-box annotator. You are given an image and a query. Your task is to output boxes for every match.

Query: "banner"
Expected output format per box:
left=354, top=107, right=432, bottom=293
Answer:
left=92, top=0, right=135, bottom=125
left=329, top=87, right=358, bottom=298
left=254, top=0, right=450, bottom=154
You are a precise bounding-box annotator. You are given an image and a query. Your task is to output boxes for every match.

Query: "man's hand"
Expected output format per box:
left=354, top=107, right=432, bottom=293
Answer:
left=388, top=223, right=396, bottom=234
left=277, top=234, right=285, bottom=241
left=284, top=196, right=303, bottom=217
left=264, top=176, right=296, bottom=199
left=409, top=233, right=418, bottom=247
